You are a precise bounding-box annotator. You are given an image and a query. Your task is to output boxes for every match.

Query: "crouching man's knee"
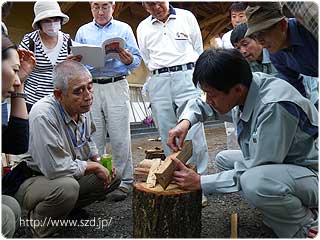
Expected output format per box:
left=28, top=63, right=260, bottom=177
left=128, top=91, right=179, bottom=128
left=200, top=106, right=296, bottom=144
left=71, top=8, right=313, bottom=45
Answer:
left=240, top=167, right=271, bottom=209
left=54, top=177, right=80, bottom=210
left=215, top=150, right=241, bottom=171
left=215, top=152, right=227, bottom=171
left=34, top=176, right=80, bottom=218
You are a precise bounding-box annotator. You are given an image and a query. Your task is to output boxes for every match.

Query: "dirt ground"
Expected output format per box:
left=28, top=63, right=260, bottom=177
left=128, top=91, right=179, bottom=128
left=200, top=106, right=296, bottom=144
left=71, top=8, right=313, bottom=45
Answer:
left=14, top=126, right=276, bottom=238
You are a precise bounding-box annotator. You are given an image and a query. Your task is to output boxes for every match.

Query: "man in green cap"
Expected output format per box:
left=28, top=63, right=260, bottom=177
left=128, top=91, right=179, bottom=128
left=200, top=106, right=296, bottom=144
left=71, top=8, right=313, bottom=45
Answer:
left=245, top=3, right=318, bottom=106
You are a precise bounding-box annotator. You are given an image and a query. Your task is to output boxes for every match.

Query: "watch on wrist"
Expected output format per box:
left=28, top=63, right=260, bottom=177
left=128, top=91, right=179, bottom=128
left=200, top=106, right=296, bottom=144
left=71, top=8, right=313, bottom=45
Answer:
left=10, top=92, right=27, bottom=99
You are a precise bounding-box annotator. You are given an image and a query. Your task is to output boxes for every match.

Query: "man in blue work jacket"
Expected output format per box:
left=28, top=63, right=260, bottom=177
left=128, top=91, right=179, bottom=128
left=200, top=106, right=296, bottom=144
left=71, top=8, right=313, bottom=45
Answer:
left=167, top=48, right=318, bottom=238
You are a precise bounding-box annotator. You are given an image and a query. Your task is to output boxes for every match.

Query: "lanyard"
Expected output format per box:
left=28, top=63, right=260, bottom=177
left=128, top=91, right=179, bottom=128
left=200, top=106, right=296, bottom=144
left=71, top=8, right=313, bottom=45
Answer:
left=55, top=98, right=87, bottom=149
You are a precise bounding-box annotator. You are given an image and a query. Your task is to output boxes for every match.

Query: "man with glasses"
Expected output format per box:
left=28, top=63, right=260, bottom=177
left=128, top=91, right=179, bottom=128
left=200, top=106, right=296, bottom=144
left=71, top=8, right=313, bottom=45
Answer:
left=14, top=60, right=121, bottom=237
left=75, top=1, right=141, bottom=201
left=245, top=3, right=318, bottom=99
left=137, top=1, right=209, bottom=206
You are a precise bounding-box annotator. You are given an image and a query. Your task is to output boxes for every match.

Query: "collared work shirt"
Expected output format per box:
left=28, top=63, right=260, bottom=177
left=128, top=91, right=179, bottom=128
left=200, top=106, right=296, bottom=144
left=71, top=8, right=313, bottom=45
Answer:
left=26, top=95, right=98, bottom=179
left=75, top=18, right=141, bottom=78
left=269, top=18, right=318, bottom=96
left=249, top=48, right=278, bottom=76
left=137, top=6, right=203, bottom=71
left=179, top=72, right=318, bottom=193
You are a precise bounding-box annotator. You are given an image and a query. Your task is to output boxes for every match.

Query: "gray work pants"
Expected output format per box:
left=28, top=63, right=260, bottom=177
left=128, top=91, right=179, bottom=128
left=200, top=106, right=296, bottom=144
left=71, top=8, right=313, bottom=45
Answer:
left=148, top=69, right=209, bottom=175
left=91, top=79, right=133, bottom=190
left=216, top=150, right=318, bottom=238
left=2, top=195, right=21, bottom=237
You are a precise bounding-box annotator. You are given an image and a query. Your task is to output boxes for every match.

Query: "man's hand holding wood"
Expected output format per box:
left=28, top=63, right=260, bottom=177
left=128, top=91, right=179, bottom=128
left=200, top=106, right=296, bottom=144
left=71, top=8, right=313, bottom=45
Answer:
left=171, top=156, right=201, bottom=191
left=167, top=119, right=191, bottom=152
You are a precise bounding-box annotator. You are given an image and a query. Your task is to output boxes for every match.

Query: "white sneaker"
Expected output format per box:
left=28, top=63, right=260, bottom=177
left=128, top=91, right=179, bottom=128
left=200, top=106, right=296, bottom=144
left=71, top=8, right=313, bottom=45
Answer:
left=202, top=194, right=208, bottom=207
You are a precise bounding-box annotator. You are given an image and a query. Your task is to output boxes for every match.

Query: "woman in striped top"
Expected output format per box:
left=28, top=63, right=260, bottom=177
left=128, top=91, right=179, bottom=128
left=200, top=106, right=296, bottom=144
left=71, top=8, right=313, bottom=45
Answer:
left=19, top=1, right=74, bottom=112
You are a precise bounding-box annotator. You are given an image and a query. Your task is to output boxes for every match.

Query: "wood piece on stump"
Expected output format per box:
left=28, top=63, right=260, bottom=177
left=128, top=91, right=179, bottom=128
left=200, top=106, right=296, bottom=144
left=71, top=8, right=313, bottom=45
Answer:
left=145, top=148, right=165, bottom=160
left=230, top=213, right=238, bottom=238
left=155, top=140, right=193, bottom=190
left=134, top=158, right=163, bottom=182
left=138, top=159, right=154, bottom=169
left=145, top=153, right=166, bottom=160
left=144, top=149, right=164, bottom=154
left=133, top=182, right=202, bottom=238
left=146, top=159, right=162, bottom=188
left=133, top=167, right=150, bottom=182
left=133, top=172, right=148, bottom=182
left=134, top=167, right=150, bottom=174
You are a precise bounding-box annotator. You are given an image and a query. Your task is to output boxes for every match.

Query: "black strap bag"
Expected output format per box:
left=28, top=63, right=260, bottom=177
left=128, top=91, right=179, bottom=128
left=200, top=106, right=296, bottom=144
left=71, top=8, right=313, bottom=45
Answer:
left=2, top=161, right=41, bottom=196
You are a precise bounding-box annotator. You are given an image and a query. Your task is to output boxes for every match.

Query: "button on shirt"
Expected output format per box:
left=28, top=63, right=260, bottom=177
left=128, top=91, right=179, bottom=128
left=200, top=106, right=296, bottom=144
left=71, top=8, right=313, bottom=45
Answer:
left=250, top=48, right=278, bottom=76
left=75, top=18, right=141, bottom=78
left=137, top=6, right=203, bottom=71
left=25, top=95, right=98, bottom=179
left=269, top=18, right=318, bottom=96
left=179, top=72, right=318, bottom=194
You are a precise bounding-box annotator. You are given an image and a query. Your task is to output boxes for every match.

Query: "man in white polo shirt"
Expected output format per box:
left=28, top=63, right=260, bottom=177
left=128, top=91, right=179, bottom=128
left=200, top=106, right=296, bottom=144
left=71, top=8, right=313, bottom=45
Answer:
left=137, top=2, right=209, bottom=205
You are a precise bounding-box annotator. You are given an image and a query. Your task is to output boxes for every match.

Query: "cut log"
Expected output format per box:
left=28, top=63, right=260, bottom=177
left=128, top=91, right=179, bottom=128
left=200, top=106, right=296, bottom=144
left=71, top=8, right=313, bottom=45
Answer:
left=133, top=182, right=202, bottom=238
left=145, top=148, right=165, bottom=160
left=144, top=149, right=164, bottom=154
left=145, top=153, right=166, bottom=160
left=155, top=140, right=193, bottom=190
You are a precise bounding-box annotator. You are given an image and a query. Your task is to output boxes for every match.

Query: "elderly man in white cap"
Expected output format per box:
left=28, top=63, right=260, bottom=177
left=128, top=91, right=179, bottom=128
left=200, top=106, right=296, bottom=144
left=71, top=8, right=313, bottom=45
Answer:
left=19, top=1, right=77, bottom=112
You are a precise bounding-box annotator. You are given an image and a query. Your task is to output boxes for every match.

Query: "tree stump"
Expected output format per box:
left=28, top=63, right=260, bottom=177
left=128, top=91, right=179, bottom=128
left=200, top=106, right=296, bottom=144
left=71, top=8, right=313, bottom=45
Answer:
left=133, top=182, right=202, bottom=238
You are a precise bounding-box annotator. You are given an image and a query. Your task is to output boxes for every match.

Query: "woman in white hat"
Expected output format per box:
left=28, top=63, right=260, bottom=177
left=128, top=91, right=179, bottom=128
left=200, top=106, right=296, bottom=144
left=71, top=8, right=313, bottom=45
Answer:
left=19, top=1, right=76, bottom=112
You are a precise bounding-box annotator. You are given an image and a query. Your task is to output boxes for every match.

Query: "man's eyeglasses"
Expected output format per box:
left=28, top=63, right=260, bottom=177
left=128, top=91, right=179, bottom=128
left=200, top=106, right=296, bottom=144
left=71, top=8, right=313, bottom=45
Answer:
left=91, top=5, right=112, bottom=12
